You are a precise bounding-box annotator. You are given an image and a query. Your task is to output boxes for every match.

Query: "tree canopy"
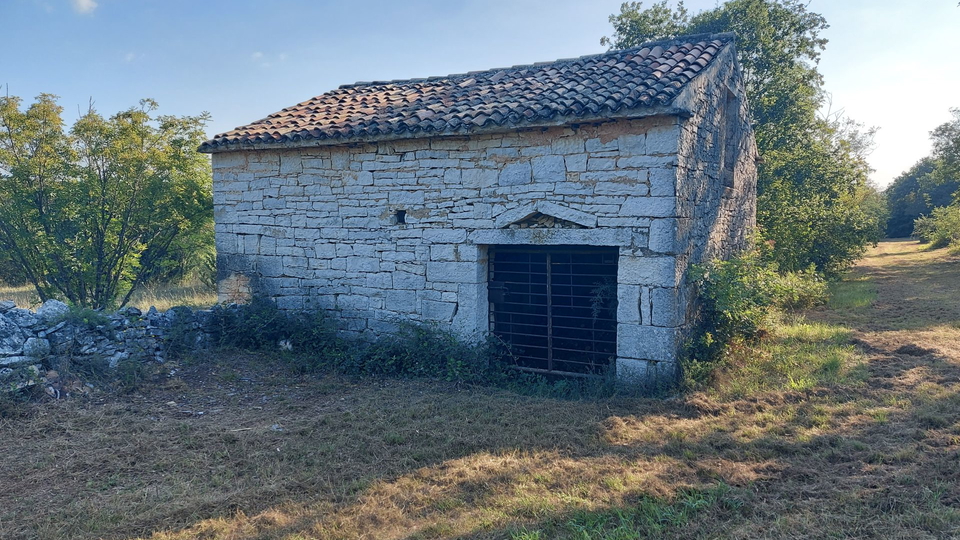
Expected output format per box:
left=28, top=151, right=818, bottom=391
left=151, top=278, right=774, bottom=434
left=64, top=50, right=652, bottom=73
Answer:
left=0, top=94, right=213, bottom=309
left=604, top=0, right=885, bottom=276
left=885, top=109, right=960, bottom=237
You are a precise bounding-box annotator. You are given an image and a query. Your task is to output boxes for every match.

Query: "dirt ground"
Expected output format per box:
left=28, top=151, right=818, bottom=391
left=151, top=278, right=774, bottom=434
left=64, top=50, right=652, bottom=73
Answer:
left=0, top=240, right=958, bottom=539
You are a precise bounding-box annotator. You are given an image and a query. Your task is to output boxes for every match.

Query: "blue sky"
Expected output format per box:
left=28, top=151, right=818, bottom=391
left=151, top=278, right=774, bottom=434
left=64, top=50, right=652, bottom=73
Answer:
left=2, top=0, right=958, bottom=187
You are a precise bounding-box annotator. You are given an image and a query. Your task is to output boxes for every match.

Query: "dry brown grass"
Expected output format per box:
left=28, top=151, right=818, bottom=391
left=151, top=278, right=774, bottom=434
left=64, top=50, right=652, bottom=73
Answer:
left=1, top=240, right=959, bottom=539
left=0, top=281, right=216, bottom=312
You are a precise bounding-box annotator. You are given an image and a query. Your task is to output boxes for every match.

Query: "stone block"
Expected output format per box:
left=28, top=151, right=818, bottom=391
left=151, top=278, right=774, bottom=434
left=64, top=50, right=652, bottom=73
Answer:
left=616, top=357, right=651, bottom=384
left=499, top=161, right=532, bottom=186
left=276, top=295, right=304, bottom=311
left=443, top=169, right=461, bottom=184
left=616, top=284, right=641, bottom=324
left=426, top=261, right=484, bottom=284
left=37, top=300, right=69, bottom=324
left=648, top=218, right=678, bottom=254
left=346, top=257, right=380, bottom=273
left=423, top=229, right=468, bottom=243
left=649, top=168, right=677, bottom=196
left=0, top=314, right=25, bottom=355
left=452, top=282, right=487, bottom=339
left=619, top=133, right=646, bottom=155
left=587, top=157, right=615, bottom=170
left=618, top=256, right=678, bottom=287
left=388, top=190, right=424, bottom=205
left=422, top=300, right=457, bottom=322
left=585, top=138, right=618, bottom=152
left=552, top=137, right=585, bottom=154
left=619, top=197, right=677, bottom=218
left=646, top=125, right=680, bottom=154
left=564, top=154, right=587, bottom=172
left=651, top=287, right=684, bottom=327
left=386, top=290, right=418, bottom=310
left=462, top=168, right=498, bottom=188
left=531, top=155, right=565, bottom=183
left=430, top=244, right=456, bottom=261
left=617, top=324, right=678, bottom=362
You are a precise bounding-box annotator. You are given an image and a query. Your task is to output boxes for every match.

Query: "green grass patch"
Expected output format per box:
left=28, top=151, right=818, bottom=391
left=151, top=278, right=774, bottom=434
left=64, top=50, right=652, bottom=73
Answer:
left=827, top=276, right=876, bottom=310
left=711, top=318, right=866, bottom=399
left=512, top=483, right=743, bottom=539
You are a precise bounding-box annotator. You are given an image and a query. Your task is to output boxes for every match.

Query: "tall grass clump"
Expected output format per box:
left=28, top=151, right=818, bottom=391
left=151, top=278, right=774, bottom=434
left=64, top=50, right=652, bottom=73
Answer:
left=684, top=247, right=827, bottom=388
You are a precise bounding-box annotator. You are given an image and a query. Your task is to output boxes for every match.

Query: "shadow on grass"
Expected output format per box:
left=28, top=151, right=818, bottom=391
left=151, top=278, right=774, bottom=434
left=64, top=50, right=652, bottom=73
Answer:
left=3, top=240, right=959, bottom=540
left=54, top=342, right=949, bottom=540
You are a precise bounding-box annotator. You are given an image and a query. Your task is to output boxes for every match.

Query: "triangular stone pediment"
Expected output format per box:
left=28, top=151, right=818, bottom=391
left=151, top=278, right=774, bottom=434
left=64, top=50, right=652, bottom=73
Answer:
left=494, top=201, right=598, bottom=229
left=509, top=212, right=585, bottom=229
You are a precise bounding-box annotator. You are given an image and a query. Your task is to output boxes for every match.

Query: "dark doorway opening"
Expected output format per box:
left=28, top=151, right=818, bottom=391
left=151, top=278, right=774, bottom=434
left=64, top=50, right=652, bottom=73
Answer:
left=489, top=245, right=618, bottom=377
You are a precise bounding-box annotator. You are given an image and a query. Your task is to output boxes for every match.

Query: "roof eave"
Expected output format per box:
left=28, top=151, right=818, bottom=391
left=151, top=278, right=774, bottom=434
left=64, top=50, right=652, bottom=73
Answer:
left=197, top=104, right=693, bottom=154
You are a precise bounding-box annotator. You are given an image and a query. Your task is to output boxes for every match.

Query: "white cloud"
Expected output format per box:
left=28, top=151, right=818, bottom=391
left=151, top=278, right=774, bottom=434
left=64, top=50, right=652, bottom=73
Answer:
left=70, top=0, right=98, bottom=14
left=249, top=51, right=288, bottom=69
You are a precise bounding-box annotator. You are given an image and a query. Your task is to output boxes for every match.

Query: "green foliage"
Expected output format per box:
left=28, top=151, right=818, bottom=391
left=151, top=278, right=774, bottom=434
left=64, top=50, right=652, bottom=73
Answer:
left=514, top=483, right=743, bottom=539
left=0, top=383, right=37, bottom=418
left=353, top=322, right=502, bottom=382
left=113, top=359, right=154, bottom=394
left=209, top=300, right=505, bottom=384
left=0, top=94, right=213, bottom=309
left=684, top=248, right=827, bottom=387
left=603, top=0, right=885, bottom=275
left=57, top=305, right=110, bottom=329
left=914, top=205, right=960, bottom=250
left=210, top=298, right=340, bottom=353
left=885, top=158, right=956, bottom=237
left=886, top=110, right=960, bottom=238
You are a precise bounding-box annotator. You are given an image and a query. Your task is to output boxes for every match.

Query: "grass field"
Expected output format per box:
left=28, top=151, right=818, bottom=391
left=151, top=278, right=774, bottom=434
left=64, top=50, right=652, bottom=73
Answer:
left=1, top=240, right=958, bottom=539
left=0, top=281, right=217, bottom=312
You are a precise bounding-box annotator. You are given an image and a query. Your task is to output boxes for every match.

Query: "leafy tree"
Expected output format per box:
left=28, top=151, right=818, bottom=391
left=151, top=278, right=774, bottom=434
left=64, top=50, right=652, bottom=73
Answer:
left=885, top=158, right=955, bottom=237
left=603, top=0, right=885, bottom=276
left=885, top=109, right=960, bottom=237
left=0, top=94, right=213, bottom=309
left=931, top=108, right=960, bottom=180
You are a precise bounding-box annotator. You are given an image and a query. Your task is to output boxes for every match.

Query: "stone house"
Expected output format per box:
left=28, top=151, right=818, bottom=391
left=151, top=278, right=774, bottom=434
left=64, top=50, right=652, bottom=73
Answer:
left=199, top=33, right=758, bottom=383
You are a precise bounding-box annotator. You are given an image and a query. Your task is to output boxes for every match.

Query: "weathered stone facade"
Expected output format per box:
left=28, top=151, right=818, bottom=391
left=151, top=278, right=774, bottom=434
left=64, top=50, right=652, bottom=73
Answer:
left=208, top=38, right=757, bottom=384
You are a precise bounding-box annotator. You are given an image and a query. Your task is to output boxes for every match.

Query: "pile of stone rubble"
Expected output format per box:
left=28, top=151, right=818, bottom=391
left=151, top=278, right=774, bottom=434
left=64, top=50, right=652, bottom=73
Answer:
left=0, top=300, right=214, bottom=394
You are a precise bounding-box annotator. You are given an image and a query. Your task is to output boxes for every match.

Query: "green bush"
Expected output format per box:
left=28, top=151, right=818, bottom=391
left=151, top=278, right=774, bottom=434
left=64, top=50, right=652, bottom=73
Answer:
left=209, top=298, right=340, bottom=353
left=684, top=249, right=828, bottom=387
left=208, top=299, right=505, bottom=384
left=58, top=306, right=111, bottom=329
left=913, top=205, right=960, bottom=249
left=349, top=322, right=504, bottom=383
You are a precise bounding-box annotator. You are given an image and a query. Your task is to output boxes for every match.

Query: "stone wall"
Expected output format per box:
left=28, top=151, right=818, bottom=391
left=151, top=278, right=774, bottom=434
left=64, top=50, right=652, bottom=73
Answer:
left=0, top=300, right=212, bottom=393
left=617, top=45, right=759, bottom=382
left=213, top=116, right=683, bottom=338
left=211, top=78, right=757, bottom=383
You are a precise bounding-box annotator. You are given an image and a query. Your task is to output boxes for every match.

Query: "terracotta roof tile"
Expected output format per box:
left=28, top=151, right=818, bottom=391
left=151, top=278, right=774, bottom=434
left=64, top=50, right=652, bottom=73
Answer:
left=199, top=33, right=733, bottom=152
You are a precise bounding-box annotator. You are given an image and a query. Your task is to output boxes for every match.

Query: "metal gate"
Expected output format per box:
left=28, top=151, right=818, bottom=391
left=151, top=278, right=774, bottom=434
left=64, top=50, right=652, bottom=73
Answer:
left=489, top=245, right=619, bottom=377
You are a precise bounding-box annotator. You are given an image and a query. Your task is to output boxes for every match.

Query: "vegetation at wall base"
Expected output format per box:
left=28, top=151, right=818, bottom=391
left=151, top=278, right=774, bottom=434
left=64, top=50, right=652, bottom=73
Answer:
left=683, top=245, right=828, bottom=389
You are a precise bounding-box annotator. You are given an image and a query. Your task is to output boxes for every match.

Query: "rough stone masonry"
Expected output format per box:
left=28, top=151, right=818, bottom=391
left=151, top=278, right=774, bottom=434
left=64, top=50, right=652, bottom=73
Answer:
left=201, top=34, right=758, bottom=384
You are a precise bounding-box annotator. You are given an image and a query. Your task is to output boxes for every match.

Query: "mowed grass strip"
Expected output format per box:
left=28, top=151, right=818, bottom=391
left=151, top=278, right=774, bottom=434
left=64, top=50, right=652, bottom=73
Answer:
left=0, top=240, right=959, bottom=539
